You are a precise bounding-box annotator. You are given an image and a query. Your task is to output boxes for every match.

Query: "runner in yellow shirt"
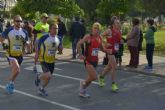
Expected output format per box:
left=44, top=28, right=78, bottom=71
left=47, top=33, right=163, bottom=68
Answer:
left=34, top=23, right=59, bottom=96
left=0, top=15, right=29, bottom=94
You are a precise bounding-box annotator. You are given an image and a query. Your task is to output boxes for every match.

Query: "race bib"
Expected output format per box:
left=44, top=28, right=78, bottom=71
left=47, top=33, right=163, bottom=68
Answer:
left=91, top=48, right=99, bottom=56
left=114, top=43, right=119, bottom=51
left=13, top=45, right=21, bottom=51
left=48, top=50, right=55, bottom=56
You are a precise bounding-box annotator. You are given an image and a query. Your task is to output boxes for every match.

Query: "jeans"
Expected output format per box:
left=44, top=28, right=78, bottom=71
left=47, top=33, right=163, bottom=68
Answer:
left=58, top=35, right=63, bottom=51
left=72, top=38, right=80, bottom=58
left=146, top=44, right=155, bottom=68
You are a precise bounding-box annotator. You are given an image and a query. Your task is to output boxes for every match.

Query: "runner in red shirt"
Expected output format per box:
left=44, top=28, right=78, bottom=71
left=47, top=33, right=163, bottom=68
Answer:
left=98, top=16, right=121, bottom=92
left=77, top=22, right=112, bottom=98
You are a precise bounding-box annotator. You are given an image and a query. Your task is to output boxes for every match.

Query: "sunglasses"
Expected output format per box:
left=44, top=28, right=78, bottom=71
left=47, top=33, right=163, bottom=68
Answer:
left=15, top=20, right=22, bottom=23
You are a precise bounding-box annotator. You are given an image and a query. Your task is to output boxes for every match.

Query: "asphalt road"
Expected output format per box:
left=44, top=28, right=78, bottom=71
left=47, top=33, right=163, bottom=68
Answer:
left=0, top=56, right=165, bottom=110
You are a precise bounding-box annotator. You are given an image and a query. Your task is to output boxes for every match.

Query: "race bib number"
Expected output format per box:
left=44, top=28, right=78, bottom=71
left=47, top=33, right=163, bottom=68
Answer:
left=114, top=43, right=119, bottom=51
left=13, top=45, right=21, bottom=51
left=91, top=48, right=99, bottom=56
left=48, top=50, right=55, bottom=56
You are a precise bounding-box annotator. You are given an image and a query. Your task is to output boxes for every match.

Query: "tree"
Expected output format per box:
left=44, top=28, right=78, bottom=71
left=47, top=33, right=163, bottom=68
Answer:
left=141, top=0, right=165, bottom=16
left=75, top=0, right=100, bottom=21
left=11, top=0, right=84, bottom=19
left=96, top=0, right=129, bottom=24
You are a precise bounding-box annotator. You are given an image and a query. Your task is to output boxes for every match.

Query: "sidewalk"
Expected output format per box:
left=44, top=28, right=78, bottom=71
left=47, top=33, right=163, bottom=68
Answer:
left=56, top=48, right=165, bottom=77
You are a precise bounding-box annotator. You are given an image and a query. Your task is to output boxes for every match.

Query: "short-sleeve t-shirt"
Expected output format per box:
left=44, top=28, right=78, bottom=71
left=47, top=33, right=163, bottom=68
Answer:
left=34, top=22, right=49, bottom=40
left=2, top=27, right=28, bottom=56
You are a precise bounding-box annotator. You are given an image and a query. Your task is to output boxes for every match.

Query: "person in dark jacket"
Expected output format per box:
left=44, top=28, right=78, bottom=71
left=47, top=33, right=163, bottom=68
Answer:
left=70, top=16, right=83, bottom=59
left=57, top=17, right=67, bottom=54
left=80, top=19, right=86, bottom=55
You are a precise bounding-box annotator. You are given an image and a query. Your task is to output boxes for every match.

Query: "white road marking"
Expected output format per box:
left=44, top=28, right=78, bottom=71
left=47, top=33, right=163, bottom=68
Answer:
left=55, top=62, right=69, bottom=65
left=24, top=65, right=99, bottom=85
left=53, top=73, right=99, bottom=85
left=0, top=85, right=80, bottom=110
left=24, top=65, right=62, bottom=72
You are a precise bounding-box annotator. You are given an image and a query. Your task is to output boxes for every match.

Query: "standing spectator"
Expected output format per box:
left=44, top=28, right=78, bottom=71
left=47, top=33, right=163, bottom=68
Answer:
left=23, top=21, right=34, bottom=54
left=126, top=18, right=140, bottom=68
left=144, top=19, right=156, bottom=71
left=138, top=29, right=143, bottom=52
left=70, top=16, right=83, bottom=59
left=0, top=18, right=4, bottom=34
left=80, top=19, right=86, bottom=55
left=115, top=37, right=126, bottom=67
left=57, top=17, right=67, bottom=54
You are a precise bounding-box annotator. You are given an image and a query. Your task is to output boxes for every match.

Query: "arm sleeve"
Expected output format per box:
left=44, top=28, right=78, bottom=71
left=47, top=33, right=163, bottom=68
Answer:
left=1, top=27, right=12, bottom=39
left=37, top=35, right=48, bottom=51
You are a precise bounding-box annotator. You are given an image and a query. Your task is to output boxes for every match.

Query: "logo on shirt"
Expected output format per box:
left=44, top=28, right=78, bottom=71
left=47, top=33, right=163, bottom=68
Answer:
left=52, top=42, right=56, bottom=47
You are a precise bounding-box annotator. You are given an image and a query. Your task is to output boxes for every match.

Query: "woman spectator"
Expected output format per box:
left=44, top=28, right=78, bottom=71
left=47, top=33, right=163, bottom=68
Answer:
left=126, top=18, right=140, bottom=68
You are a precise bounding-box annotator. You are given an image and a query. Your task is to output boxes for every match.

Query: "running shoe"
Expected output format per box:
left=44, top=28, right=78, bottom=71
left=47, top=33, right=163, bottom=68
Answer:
left=79, top=81, right=90, bottom=98
left=39, top=88, right=48, bottom=96
left=98, top=75, right=106, bottom=87
left=5, top=83, right=14, bottom=94
left=79, top=90, right=90, bottom=98
left=35, top=75, right=40, bottom=87
left=111, top=83, right=119, bottom=92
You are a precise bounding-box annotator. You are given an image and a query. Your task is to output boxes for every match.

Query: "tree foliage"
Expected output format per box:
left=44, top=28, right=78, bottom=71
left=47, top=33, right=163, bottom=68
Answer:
left=11, top=0, right=84, bottom=19
left=96, top=0, right=129, bottom=23
left=141, top=0, right=165, bottom=16
left=75, top=0, right=100, bottom=21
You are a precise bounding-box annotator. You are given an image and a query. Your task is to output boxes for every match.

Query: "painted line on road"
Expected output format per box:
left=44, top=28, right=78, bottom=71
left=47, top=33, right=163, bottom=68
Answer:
left=0, top=85, right=80, bottom=110
left=24, top=66, right=62, bottom=72
left=55, top=62, right=69, bottom=65
left=53, top=73, right=99, bottom=85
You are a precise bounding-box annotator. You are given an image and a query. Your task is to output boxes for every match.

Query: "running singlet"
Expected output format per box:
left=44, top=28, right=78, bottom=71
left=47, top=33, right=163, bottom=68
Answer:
left=106, top=28, right=121, bottom=54
left=2, top=27, right=28, bottom=56
left=85, top=34, right=102, bottom=62
left=34, top=22, right=49, bottom=40
left=38, top=34, right=59, bottom=63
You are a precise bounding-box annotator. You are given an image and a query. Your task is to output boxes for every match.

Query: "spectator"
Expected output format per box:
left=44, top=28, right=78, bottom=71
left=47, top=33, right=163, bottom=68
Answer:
left=126, top=18, right=140, bottom=68
left=70, top=16, right=83, bottom=59
left=23, top=21, right=34, bottom=54
left=80, top=19, right=86, bottom=55
left=115, top=37, right=126, bottom=67
left=144, top=19, right=156, bottom=72
left=57, top=17, right=67, bottom=54
left=0, top=18, right=4, bottom=33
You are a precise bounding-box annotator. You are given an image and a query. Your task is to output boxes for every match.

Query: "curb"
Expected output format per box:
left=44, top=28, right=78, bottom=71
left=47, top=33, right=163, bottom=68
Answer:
left=56, top=58, right=165, bottom=78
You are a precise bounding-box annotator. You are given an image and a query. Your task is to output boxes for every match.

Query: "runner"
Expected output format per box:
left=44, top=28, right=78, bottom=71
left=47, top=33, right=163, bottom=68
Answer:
left=34, top=23, right=59, bottom=96
left=98, top=16, right=121, bottom=92
left=77, top=22, right=112, bottom=98
left=0, top=15, right=28, bottom=94
left=33, top=13, right=49, bottom=72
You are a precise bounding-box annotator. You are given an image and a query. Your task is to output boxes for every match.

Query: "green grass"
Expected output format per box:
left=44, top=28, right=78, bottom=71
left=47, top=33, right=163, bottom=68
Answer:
left=150, top=31, right=165, bottom=56
left=63, top=31, right=165, bottom=56
left=63, top=36, right=72, bottom=48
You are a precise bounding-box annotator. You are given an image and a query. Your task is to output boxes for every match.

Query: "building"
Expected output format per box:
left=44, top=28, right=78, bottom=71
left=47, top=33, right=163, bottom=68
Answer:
left=0, top=0, right=17, bottom=11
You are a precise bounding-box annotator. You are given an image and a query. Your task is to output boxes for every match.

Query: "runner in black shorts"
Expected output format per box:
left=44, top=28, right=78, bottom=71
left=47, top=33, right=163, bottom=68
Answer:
left=34, top=23, right=59, bottom=96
